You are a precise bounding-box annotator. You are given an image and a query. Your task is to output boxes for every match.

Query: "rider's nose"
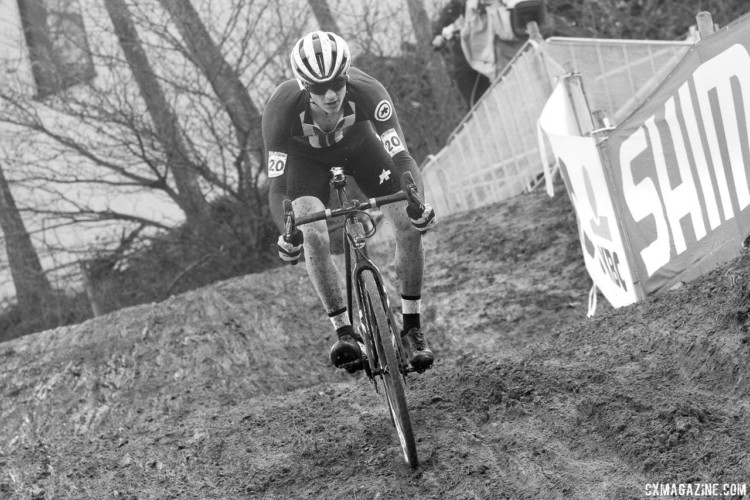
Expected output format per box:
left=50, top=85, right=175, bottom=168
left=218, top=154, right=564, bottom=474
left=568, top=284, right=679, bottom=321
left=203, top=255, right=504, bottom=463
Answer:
left=325, top=88, right=337, bottom=100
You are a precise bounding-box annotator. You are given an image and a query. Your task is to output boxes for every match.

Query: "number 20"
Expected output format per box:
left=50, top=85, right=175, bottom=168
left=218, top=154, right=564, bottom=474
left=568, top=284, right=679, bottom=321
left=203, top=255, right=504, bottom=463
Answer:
left=269, top=158, right=285, bottom=173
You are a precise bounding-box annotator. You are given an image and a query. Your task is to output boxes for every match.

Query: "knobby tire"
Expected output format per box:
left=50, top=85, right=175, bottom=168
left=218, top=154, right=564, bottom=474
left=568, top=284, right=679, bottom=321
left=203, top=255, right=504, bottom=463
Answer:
left=361, top=270, right=419, bottom=468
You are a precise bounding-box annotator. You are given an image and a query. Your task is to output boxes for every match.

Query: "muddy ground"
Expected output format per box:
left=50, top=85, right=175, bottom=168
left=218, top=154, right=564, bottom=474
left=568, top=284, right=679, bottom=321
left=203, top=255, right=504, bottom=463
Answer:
left=2, top=182, right=750, bottom=499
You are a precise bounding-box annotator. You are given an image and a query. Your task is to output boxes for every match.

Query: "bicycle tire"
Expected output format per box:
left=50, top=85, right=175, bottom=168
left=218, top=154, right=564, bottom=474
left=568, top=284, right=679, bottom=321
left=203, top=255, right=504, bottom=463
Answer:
left=361, top=270, right=419, bottom=468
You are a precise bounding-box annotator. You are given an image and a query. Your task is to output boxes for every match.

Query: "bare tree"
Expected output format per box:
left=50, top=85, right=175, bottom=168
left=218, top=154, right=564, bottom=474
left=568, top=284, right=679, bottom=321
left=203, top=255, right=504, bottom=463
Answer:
left=155, top=0, right=263, bottom=203
left=0, top=0, right=308, bottom=244
left=1, top=1, right=313, bottom=312
left=403, top=0, right=458, bottom=119
left=103, top=0, right=210, bottom=227
left=0, top=164, right=53, bottom=318
left=307, top=0, right=341, bottom=33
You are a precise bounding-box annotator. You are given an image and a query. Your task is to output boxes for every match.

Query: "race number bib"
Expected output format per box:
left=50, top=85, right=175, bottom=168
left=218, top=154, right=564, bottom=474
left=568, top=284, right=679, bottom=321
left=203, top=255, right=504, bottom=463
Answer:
left=268, top=151, right=287, bottom=178
left=380, top=128, right=405, bottom=157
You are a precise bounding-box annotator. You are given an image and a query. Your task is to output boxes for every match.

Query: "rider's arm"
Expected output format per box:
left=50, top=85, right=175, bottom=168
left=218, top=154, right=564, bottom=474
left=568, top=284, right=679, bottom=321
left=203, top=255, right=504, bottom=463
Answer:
left=262, top=83, right=296, bottom=233
left=268, top=175, right=287, bottom=234
left=356, top=74, right=426, bottom=196
left=433, top=0, right=462, bottom=36
left=350, top=70, right=433, bottom=230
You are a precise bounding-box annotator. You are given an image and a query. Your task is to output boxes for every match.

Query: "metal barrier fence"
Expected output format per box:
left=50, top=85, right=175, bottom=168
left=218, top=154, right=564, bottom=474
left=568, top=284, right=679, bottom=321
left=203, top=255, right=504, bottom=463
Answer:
left=543, top=37, right=693, bottom=122
left=421, top=36, right=693, bottom=217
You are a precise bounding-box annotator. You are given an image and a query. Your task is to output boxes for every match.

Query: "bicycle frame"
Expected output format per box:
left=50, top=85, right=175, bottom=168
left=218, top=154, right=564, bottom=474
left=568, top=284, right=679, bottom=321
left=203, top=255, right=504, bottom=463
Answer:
left=330, top=169, right=396, bottom=376
left=349, top=225, right=400, bottom=379
left=283, top=166, right=422, bottom=467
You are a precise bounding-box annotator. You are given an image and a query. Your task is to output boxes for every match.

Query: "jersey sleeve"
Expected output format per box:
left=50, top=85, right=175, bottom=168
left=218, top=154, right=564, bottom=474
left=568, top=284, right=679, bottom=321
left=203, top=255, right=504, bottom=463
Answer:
left=262, top=81, right=299, bottom=232
left=262, top=81, right=300, bottom=180
left=352, top=70, right=419, bottom=180
left=354, top=72, right=413, bottom=160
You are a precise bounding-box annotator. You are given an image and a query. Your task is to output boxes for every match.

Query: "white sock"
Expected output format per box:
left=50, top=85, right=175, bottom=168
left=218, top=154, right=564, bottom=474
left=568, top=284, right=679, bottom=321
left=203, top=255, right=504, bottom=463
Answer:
left=402, top=296, right=421, bottom=315
left=328, top=307, right=349, bottom=330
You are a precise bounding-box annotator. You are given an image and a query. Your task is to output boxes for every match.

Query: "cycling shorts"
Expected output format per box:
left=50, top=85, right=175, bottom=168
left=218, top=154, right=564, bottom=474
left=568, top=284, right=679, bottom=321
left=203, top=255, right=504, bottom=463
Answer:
left=285, top=123, right=417, bottom=206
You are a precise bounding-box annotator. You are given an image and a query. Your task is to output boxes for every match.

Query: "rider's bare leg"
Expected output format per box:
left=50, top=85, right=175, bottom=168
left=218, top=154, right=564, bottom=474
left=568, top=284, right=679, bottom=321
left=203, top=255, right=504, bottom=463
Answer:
left=292, top=196, right=347, bottom=316
left=293, top=196, right=361, bottom=369
left=380, top=201, right=424, bottom=297
left=380, top=200, right=433, bottom=368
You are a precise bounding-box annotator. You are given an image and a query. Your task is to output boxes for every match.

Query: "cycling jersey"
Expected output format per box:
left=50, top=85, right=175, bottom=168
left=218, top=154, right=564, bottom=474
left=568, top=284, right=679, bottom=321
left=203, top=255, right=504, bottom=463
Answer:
left=263, top=67, right=419, bottom=231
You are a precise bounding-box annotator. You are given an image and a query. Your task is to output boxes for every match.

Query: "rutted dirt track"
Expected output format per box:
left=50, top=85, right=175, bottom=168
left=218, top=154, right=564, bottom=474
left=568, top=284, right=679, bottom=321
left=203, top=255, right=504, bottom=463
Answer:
left=2, top=183, right=750, bottom=499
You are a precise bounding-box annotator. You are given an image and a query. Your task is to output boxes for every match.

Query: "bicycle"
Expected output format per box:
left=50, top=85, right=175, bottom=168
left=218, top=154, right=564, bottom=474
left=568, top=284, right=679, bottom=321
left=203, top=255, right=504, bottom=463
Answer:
left=282, top=166, right=429, bottom=468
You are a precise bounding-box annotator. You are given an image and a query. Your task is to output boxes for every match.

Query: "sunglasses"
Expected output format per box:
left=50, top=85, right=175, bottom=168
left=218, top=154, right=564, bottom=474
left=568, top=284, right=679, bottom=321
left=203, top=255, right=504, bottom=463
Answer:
left=305, top=76, right=348, bottom=95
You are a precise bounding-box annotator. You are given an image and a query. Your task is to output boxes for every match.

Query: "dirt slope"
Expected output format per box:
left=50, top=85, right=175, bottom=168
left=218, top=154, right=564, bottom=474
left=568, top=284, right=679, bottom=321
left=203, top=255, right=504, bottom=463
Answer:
left=2, top=183, right=750, bottom=500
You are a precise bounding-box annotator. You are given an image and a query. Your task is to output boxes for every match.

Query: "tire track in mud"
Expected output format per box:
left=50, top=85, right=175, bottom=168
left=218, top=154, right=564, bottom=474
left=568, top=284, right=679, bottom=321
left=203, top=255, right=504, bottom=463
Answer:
left=174, top=354, right=648, bottom=500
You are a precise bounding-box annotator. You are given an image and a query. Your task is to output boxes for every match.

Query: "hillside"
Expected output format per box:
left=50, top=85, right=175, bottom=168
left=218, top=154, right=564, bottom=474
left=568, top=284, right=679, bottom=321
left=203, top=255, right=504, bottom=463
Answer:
left=2, top=182, right=750, bottom=499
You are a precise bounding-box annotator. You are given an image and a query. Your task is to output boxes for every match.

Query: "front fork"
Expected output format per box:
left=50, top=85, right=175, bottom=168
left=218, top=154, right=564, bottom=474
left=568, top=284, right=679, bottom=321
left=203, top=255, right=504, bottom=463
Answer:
left=353, top=257, right=409, bottom=383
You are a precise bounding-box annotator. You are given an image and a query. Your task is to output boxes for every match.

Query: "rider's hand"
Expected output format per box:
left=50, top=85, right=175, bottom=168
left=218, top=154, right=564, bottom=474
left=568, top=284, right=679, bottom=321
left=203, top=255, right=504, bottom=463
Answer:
left=277, top=230, right=304, bottom=263
left=441, top=25, right=456, bottom=40
left=431, top=34, right=446, bottom=50
left=407, top=202, right=436, bottom=233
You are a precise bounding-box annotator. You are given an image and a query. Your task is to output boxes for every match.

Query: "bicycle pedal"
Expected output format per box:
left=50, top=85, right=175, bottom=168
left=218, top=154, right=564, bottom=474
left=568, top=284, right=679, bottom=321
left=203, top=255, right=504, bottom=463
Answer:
left=341, top=352, right=369, bottom=374
left=341, top=358, right=363, bottom=374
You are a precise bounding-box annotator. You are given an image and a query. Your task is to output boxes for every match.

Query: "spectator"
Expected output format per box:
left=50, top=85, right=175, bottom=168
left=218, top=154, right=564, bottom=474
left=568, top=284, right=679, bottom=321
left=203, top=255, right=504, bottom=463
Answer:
left=460, top=0, right=545, bottom=79
left=432, top=0, right=491, bottom=107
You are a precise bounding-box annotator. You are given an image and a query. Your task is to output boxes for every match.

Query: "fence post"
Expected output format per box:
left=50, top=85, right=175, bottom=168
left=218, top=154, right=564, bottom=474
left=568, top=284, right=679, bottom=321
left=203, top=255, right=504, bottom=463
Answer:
left=696, top=11, right=715, bottom=39
left=591, top=109, right=614, bottom=144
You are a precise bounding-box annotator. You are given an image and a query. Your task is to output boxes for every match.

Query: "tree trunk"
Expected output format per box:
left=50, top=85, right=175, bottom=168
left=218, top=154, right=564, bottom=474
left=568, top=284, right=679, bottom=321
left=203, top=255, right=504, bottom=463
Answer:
left=156, top=0, right=263, bottom=204
left=404, top=0, right=462, bottom=134
left=0, top=165, right=53, bottom=317
left=307, top=0, right=341, bottom=33
left=103, top=0, right=209, bottom=226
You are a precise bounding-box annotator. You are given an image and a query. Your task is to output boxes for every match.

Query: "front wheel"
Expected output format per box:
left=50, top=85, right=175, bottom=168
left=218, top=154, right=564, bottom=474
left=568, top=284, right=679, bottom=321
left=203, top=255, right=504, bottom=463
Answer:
left=361, top=270, right=418, bottom=468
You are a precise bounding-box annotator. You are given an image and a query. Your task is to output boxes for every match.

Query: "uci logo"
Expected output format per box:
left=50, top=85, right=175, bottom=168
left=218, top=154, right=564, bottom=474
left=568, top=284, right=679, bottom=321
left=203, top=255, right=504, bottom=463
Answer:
left=374, top=100, right=393, bottom=121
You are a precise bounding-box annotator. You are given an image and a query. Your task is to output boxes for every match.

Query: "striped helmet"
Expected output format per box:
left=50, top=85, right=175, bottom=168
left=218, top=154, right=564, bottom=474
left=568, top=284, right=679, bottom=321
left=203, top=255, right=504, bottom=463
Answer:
left=290, top=31, right=351, bottom=85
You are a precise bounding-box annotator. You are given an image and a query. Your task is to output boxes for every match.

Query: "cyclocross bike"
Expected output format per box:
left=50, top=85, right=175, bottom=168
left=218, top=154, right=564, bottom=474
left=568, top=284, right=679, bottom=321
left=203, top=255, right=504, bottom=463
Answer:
left=282, top=166, right=428, bottom=468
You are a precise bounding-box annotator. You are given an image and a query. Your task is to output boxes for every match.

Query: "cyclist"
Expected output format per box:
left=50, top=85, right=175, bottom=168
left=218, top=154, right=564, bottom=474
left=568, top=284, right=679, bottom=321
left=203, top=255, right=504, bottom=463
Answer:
left=262, top=31, right=436, bottom=372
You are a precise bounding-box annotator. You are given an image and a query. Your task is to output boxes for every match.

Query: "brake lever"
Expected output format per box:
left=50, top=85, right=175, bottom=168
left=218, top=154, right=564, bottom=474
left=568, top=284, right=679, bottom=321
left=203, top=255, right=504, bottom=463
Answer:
left=282, top=199, right=297, bottom=266
left=402, top=172, right=425, bottom=212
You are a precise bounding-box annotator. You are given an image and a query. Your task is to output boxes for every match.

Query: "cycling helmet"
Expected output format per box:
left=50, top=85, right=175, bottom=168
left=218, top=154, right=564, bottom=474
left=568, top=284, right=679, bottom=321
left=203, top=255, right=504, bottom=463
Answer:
left=290, top=31, right=351, bottom=85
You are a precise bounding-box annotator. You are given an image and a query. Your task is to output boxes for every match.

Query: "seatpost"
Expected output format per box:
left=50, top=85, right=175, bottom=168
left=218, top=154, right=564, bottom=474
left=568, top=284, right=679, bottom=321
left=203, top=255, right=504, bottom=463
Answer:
left=330, top=166, right=347, bottom=189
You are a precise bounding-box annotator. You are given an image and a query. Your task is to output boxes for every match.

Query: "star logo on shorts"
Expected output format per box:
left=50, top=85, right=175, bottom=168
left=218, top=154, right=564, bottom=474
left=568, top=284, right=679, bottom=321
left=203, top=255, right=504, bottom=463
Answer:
left=379, top=169, right=391, bottom=185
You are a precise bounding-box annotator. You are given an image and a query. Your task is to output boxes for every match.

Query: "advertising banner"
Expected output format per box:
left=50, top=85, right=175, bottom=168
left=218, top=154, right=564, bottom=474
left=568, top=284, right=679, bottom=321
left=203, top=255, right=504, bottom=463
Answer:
left=606, top=13, right=750, bottom=295
left=540, top=82, right=639, bottom=308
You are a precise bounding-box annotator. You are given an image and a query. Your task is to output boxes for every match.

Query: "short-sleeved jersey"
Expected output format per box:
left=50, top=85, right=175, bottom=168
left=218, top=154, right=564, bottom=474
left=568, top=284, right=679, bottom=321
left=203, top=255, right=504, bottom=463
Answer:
left=262, top=67, right=409, bottom=175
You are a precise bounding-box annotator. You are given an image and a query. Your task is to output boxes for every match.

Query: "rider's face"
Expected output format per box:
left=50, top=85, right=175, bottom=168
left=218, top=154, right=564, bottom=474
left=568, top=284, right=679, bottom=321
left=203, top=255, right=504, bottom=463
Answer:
left=308, top=84, right=346, bottom=115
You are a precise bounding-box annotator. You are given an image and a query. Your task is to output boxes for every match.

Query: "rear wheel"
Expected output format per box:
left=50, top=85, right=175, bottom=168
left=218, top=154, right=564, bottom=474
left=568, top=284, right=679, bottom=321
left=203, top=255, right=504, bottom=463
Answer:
left=361, top=270, right=418, bottom=468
